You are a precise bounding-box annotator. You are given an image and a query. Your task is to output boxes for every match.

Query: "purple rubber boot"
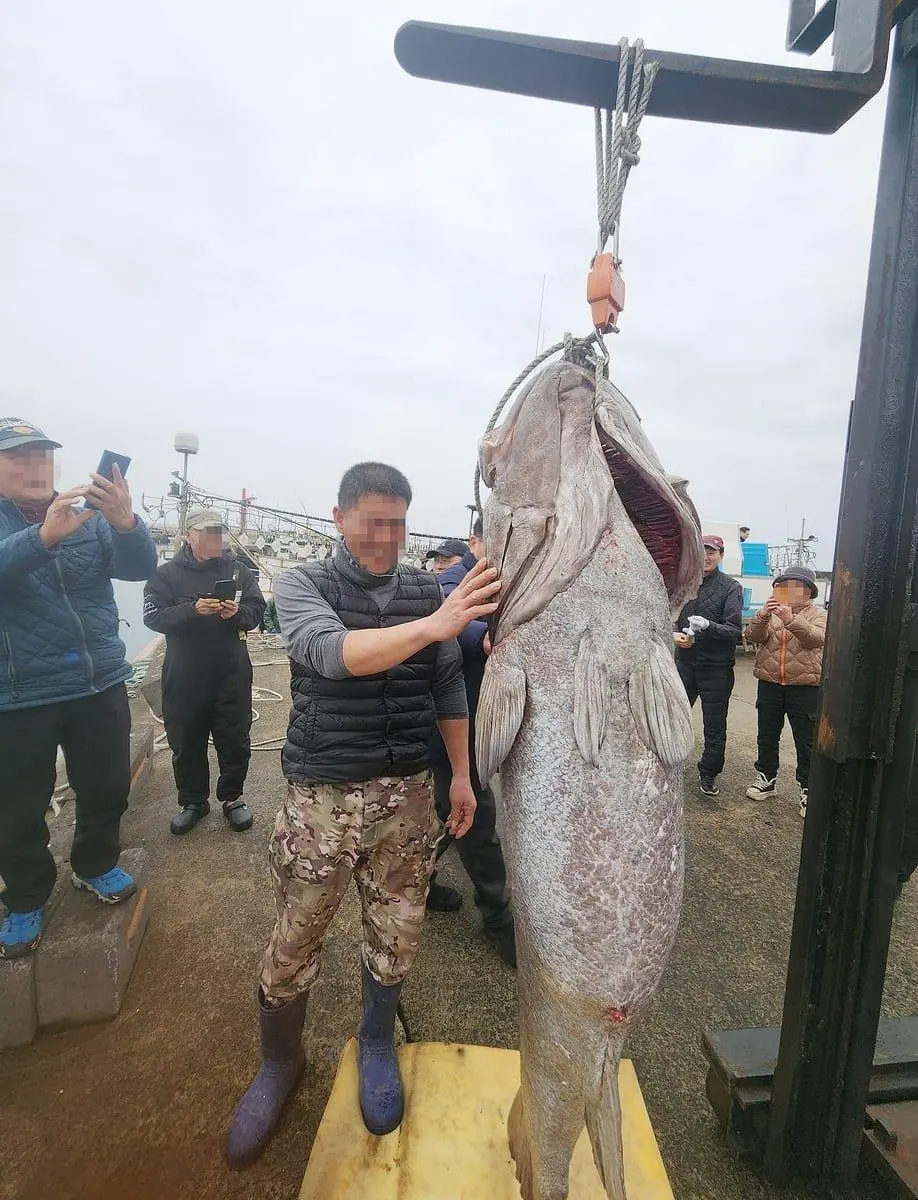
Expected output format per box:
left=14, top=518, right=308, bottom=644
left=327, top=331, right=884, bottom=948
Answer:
left=357, top=961, right=405, bottom=1136
left=225, top=988, right=307, bottom=1168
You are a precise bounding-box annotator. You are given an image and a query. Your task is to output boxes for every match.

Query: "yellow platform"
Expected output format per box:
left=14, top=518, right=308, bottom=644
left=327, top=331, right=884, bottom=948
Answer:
left=299, top=1041, right=674, bottom=1199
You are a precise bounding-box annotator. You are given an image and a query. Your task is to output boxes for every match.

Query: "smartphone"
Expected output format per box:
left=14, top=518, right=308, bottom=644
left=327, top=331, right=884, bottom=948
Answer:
left=209, top=578, right=237, bottom=602
left=85, top=450, right=131, bottom=510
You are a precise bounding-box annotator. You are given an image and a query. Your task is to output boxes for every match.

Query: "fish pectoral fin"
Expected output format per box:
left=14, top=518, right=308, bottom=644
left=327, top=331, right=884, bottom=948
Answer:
left=627, top=637, right=694, bottom=767
left=574, top=630, right=609, bottom=767
left=476, top=658, right=526, bottom=782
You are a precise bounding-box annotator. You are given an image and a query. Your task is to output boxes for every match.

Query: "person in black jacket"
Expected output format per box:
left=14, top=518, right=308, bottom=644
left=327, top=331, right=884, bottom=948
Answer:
left=142, top=507, right=266, bottom=835
left=674, top=534, right=743, bottom=797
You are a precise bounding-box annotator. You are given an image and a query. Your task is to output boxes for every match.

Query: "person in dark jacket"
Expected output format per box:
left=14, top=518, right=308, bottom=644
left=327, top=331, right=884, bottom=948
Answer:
left=142, top=507, right=266, bottom=835
left=674, top=534, right=743, bottom=798
left=424, top=520, right=516, bottom=967
left=0, top=417, right=158, bottom=959
left=225, top=462, right=500, bottom=1168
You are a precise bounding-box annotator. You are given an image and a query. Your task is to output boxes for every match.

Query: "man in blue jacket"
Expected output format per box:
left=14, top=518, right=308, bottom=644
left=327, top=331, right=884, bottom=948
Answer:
left=0, top=418, right=158, bottom=958
left=426, top=520, right=516, bottom=967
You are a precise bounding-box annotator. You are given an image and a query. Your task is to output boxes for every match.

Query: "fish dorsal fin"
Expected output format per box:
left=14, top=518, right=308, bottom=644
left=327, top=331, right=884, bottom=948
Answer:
left=627, top=638, right=694, bottom=767
left=476, top=656, right=527, bottom=783
left=573, top=630, right=609, bottom=767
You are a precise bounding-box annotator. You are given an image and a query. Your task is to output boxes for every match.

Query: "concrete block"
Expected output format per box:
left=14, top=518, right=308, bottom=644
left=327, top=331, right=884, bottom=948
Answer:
left=128, top=722, right=155, bottom=804
left=35, top=848, right=151, bottom=1031
left=0, top=956, right=37, bottom=1049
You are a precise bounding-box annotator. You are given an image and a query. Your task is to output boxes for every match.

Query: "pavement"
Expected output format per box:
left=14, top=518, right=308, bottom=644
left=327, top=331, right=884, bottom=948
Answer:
left=1, top=642, right=916, bottom=1200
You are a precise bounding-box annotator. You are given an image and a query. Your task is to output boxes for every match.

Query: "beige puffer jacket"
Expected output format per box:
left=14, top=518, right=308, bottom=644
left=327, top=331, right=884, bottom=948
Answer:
left=744, top=602, right=827, bottom=687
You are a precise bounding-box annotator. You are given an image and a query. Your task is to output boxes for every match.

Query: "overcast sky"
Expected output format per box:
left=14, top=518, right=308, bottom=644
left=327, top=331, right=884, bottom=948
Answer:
left=0, top=2, right=885, bottom=562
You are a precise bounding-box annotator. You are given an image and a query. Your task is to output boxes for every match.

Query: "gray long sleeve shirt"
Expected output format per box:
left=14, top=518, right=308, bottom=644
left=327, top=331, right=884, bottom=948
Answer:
left=273, top=551, right=468, bottom=720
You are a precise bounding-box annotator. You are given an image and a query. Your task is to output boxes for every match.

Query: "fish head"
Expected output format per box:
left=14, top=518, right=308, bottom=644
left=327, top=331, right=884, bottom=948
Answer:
left=479, top=361, right=703, bottom=644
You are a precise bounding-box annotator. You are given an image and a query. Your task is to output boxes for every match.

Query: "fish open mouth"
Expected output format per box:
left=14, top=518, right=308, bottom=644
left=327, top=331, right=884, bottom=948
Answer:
left=597, top=425, right=684, bottom=595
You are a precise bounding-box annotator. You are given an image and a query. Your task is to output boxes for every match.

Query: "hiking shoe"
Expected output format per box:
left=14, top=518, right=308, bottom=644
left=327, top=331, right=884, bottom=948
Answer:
left=799, top=787, right=808, bottom=819
left=223, top=800, right=254, bottom=832
left=0, top=907, right=45, bottom=959
left=425, top=880, right=462, bottom=912
left=170, top=801, right=210, bottom=835
left=72, top=866, right=137, bottom=905
left=484, top=922, right=517, bottom=968
left=699, top=774, right=720, bottom=797
left=746, top=772, right=777, bottom=801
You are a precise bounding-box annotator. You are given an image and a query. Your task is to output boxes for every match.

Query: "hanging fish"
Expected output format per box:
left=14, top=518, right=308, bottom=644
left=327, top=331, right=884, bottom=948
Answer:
left=476, top=357, right=703, bottom=1200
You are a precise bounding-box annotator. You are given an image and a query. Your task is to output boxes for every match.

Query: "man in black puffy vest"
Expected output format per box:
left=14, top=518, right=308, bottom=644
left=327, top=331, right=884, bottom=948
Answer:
left=674, top=534, right=743, bottom=798
left=225, top=462, right=500, bottom=1168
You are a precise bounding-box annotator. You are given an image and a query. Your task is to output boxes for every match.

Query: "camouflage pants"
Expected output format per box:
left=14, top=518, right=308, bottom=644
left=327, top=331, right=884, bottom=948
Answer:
left=259, top=772, right=442, bottom=1007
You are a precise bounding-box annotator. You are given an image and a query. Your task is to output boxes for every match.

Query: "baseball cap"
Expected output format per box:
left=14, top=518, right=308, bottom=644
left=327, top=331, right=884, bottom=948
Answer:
left=702, top=534, right=725, bottom=550
left=0, top=418, right=61, bottom=452
left=425, top=538, right=469, bottom=561
left=185, top=507, right=227, bottom=532
left=774, top=565, right=819, bottom=598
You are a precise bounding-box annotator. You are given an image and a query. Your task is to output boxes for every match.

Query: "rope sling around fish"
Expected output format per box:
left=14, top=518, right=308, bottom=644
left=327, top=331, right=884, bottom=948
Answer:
left=473, top=37, right=659, bottom=516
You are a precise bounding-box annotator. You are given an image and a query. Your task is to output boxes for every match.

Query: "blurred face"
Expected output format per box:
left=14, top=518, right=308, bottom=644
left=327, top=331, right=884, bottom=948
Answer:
left=468, top=533, right=484, bottom=561
left=334, top=493, right=408, bottom=575
left=0, top=445, right=55, bottom=503
left=186, top=526, right=227, bottom=562
left=703, top=546, right=723, bottom=576
left=432, top=553, right=463, bottom=574
left=780, top=580, right=813, bottom=610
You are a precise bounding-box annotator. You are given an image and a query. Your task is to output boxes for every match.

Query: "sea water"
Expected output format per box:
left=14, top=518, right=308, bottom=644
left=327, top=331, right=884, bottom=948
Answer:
left=113, top=579, right=152, bottom=661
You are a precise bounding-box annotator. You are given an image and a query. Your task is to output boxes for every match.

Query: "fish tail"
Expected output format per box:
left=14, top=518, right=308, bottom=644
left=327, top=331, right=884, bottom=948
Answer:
left=584, top=1037, right=627, bottom=1200
left=507, top=1086, right=536, bottom=1200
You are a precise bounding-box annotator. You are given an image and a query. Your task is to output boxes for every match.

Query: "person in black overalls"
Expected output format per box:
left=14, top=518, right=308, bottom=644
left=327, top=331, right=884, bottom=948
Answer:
left=142, top=508, right=266, bottom=835
left=674, top=534, right=744, bottom=798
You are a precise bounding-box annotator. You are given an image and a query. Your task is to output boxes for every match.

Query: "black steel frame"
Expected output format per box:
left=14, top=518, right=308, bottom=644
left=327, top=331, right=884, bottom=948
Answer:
left=394, top=4, right=918, bottom=1196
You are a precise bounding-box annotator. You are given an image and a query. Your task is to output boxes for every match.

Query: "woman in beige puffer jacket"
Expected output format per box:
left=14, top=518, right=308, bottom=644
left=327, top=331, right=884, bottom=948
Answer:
left=743, top=567, right=827, bottom=816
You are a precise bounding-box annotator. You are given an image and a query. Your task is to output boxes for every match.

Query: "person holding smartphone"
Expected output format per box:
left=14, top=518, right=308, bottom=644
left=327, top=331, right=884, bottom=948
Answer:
left=142, top=507, right=266, bottom=835
left=743, top=566, right=827, bottom=817
left=0, top=418, right=157, bottom=959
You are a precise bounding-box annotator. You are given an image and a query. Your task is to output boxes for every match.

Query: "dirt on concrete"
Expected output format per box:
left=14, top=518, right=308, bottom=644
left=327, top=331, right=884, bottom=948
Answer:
left=1, top=647, right=916, bottom=1200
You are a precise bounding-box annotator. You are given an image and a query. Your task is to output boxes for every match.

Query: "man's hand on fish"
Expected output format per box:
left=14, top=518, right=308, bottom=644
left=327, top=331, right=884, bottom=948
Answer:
left=446, top=775, right=477, bottom=838
left=427, top=557, right=500, bottom=641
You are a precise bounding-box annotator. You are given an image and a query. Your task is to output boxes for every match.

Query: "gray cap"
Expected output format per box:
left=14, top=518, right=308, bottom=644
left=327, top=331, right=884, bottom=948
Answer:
left=0, top=417, right=61, bottom=452
left=774, top=565, right=818, bottom=598
left=185, top=507, right=226, bottom=532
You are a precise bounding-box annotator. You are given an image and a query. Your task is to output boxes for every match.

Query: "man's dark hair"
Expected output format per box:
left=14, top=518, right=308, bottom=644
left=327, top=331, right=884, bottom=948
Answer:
left=472, top=516, right=483, bottom=538
left=337, top=462, right=412, bottom=510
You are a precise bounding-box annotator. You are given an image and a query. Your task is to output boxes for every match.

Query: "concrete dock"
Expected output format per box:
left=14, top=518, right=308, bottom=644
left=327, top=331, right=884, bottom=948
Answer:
left=1, top=640, right=916, bottom=1200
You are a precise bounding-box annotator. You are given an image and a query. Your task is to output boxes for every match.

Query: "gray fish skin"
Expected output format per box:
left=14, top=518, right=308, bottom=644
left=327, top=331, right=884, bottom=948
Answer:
left=476, top=361, right=703, bottom=1200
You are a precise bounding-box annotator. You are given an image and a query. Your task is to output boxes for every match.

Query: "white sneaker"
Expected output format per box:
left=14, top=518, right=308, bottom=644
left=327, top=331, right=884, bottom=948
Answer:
left=799, top=787, right=808, bottom=819
left=746, top=772, right=777, bottom=801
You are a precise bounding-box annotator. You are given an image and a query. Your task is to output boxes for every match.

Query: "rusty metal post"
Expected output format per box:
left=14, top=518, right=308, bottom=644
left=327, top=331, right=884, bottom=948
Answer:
left=765, top=24, right=918, bottom=1196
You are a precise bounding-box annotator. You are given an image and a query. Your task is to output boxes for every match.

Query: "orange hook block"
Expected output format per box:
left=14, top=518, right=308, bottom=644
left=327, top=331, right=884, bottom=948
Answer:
left=587, top=253, right=625, bottom=333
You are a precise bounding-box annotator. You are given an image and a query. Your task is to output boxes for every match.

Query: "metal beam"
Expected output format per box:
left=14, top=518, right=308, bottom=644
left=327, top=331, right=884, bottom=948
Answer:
left=394, top=21, right=888, bottom=134
left=765, top=25, right=918, bottom=1194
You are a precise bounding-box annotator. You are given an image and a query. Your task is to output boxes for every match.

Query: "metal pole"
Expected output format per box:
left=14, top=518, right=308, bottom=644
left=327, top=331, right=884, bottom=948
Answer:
left=765, top=24, right=918, bottom=1196
left=178, top=451, right=190, bottom=537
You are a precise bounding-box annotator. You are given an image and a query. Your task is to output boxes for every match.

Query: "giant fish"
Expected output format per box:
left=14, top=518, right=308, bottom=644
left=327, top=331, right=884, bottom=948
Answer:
left=476, top=357, right=704, bottom=1200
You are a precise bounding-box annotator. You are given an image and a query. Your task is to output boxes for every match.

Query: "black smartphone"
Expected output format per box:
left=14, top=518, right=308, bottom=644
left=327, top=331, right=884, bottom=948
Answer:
left=85, top=450, right=131, bottom=510
left=208, top=578, right=237, bottom=602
